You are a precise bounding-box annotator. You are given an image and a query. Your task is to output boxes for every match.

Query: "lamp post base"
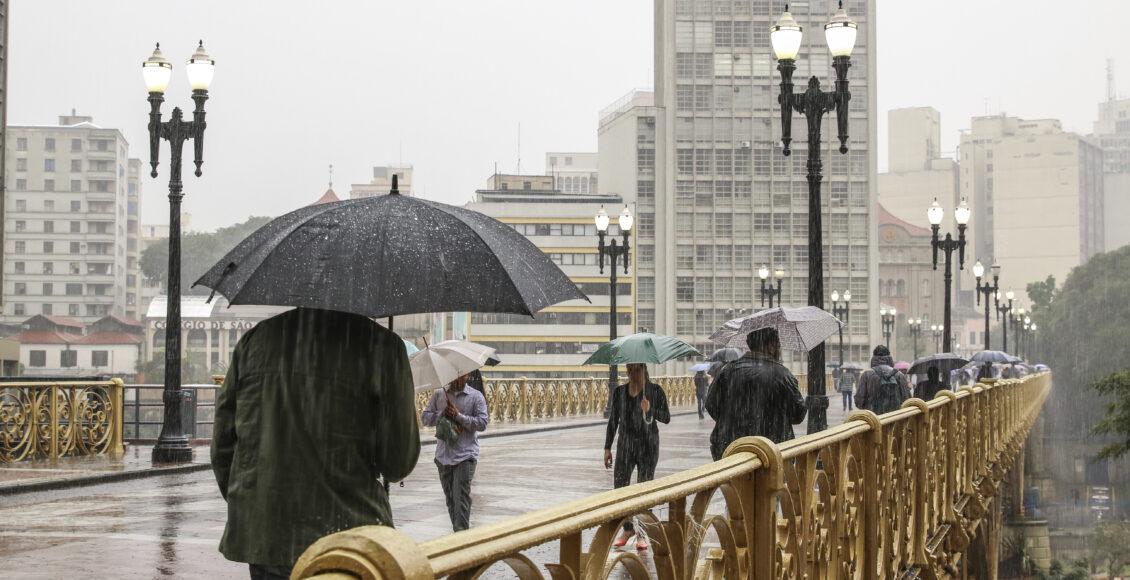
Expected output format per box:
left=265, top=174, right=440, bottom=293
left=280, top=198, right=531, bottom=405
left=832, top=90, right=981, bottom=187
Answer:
left=152, top=440, right=194, bottom=464
left=805, top=394, right=829, bottom=434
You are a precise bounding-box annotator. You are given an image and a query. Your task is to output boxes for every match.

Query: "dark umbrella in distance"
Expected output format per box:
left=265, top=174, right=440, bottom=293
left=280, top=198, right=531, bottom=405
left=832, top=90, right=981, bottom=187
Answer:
left=971, top=350, right=1014, bottom=364
left=908, top=353, right=969, bottom=376
left=194, top=178, right=587, bottom=319
left=709, top=348, right=742, bottom=363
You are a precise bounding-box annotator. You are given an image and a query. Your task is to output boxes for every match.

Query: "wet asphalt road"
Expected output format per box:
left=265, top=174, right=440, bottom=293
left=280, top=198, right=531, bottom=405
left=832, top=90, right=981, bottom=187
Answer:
left=0, top=406, right=847, bottom=579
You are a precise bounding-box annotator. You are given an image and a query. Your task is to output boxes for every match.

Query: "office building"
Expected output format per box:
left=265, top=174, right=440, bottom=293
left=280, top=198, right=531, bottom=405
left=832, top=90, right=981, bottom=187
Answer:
left=1092, top=97, right=1130, bottom=251
left=3, top=113, right=142, bottom=324
left=350, top=164, right=413, bottom=198
left=546, top=152, right=599, bottom=194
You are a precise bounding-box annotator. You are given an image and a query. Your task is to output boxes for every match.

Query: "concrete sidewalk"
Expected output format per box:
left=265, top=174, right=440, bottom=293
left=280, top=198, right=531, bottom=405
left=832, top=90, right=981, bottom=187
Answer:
left=0, top=411, right=695, bottom=496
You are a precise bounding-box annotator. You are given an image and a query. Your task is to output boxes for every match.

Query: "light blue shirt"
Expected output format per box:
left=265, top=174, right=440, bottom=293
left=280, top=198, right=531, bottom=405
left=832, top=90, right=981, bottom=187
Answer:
left=421, top=387, right=489, bottom=465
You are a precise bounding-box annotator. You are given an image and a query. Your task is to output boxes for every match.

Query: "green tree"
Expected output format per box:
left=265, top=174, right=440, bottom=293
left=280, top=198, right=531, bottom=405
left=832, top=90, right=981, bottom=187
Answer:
left=140, top=216, right=273, bottom=296
left=1092, top=520, right=1130, bottom=578
left=1026, top=275, right=1058, bottom=315
left=1091, top=370, right=1130, bottom=460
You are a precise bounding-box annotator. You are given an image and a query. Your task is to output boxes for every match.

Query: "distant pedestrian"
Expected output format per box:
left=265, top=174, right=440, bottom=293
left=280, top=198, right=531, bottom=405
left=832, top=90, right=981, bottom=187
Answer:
left=604, top=363, right=671, bottom=551
left=421, top=373, right=489, bottom=532
left=706, top=327, right=807, bottom=461
left=212, top=308, right=420, bottom=580
left=838, top=368, right=856, bottom=411
left=915, top=366, right=947, bottom=401
left=855, top=345, right=911, bottom=415
left=977, top=362, right=994, bottom=381
left=693, top=370, right=709, bottom=419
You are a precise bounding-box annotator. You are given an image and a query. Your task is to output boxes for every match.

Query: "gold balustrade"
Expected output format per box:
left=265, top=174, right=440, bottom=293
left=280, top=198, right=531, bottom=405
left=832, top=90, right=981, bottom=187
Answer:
left=295, top=372, right=1051, bottom=579
left=0, top=379, right=125, bottom=463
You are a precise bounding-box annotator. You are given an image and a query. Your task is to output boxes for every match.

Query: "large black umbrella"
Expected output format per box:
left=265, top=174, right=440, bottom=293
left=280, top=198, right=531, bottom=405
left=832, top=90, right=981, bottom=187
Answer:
left=971, top=350, right=1013, bottom=364
left=908, top=353, right=969, bottom=376
left=194, top=189, right=587, bottom=318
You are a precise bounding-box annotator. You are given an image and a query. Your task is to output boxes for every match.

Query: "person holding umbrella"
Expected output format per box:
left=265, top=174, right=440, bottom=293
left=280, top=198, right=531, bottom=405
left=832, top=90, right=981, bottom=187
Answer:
left=603, top=363, right=671, bottom=550
left=915, top=366, right=946, bottom=400
left=693, top=369, right=709, bottom=419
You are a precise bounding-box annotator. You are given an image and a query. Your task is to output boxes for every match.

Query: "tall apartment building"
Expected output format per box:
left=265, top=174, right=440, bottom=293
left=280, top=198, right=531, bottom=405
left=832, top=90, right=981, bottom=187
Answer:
left=3, top=113, right=142, bottom=324
left=546, top=152, right=599, bottom=194
left=350, top=164, right=413, bottom=198
left=1091, top=97, right=1130, bottom=251
left=465, top=177, right=632, bottom=378
left=960, top=114, right=1105, bottom=290
left=602, top=0, right=878, bottom=368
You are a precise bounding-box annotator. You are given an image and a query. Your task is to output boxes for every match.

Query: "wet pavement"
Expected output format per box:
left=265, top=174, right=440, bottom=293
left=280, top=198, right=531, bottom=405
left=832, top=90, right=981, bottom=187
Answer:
left=0, top=406, right=847, bottom=579
left=0, top=444, right=210, bottom=494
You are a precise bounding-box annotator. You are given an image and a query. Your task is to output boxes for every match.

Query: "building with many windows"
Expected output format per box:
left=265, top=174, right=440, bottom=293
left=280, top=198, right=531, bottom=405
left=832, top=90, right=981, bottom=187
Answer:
left=546, top=152, right=599, bottom=194
left=463, top=177, right=632, bottom=378
left=1091, top=96, right=1130, bottom=251
left=601, top=0, right=879, bottom=370
left=3, top=113, right=142, bottom=324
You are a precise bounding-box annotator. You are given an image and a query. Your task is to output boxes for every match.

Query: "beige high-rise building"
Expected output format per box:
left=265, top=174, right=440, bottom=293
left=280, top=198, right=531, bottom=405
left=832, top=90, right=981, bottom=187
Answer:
left=3, top=113, right=143, bottom=323
left=879, top=107, right=959, bottom=230
left=1091, top=97, right=1130, bottom=251
left=546, top=152, right=599, bottom=194
left=960, top=114, right=1105, bottom=290
left=602, top=0, right=879, bottom=370
left=350, top=164, right=413, bottom=198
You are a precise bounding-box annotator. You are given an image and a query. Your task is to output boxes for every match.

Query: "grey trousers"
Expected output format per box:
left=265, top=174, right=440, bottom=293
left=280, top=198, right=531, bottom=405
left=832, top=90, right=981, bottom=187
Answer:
left=436, top=458, right=477, bottom=531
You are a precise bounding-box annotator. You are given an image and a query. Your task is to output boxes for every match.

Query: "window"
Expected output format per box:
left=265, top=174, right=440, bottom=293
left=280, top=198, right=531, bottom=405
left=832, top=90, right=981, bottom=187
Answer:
left=44, top=221, right=54, bottom=234
left=69, top=304, right=80, bottom=316
left=16, top=158, right=27, bottom=171
left=43, top=283, right=53, bottom=296
left=71, top=159, right=82, bottom=172
left=14, top=283, right=26, bottom=295
left=29, top=350, right=46, bottom=367
left=16, top=178, right=27, bottom=189
left=44, top=200, right=55, bottom=212
left=14, top=262, right=25, bottom=274
left=66, top=283, right=83, bottom=295
left=715, top=214, right=733, bottom=236
left=42, top=304, right=53, bottom=315
left=637, top=148, right=655, bottom=173
left=14, top=241, right=26, bottom=253
left=45, top=138, right=56, bottom=152
left=61, top=350, right=77, bottom=368
left=71, top=180, right=82, bottom=192
left=15, top=200, right=26, bottom=212
left=676, top=85, right=693, bottom=110
left=92, top=351, right=109, bottom=367
left=43, top=242, right=54, bottom=254
left=43, top=262, right=54, bottom=274
left=68, top=242, right=80, bottom=254
left=44, top=159, right=56, bottom=172
left=69, top=201, right=81, bottom=212
left=44, top=179, right=55, bottom=192
left=677, top=277, right=695, bottom=302
left=677, top=245, right=694, bottom=269
left=70, top=221, right=81, bottom=233
left=16, top=138, right=27, bottom=151
left=695, top=149, right=712, bottom=174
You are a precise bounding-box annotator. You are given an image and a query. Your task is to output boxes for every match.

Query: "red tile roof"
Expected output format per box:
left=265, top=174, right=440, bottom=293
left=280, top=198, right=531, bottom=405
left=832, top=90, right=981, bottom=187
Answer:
left=101, top=314, right=142, bottom=328
left=13, top=330, right=83, bottom=345
left=878, top=203, right=932, bottom=237
left=39, top=315, right=85, bottom=330
left=313, top=188, right=340, bottom=205
left=73, top=332, right=144, bottom=345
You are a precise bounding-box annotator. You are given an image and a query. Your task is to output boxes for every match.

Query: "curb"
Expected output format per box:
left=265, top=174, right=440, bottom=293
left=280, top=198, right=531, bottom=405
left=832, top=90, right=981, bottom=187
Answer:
left=0, top=410, right=700, bottom=496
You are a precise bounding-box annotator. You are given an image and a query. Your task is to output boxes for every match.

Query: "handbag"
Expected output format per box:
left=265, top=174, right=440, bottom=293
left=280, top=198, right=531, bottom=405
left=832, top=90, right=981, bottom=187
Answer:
left=435, top=416, right=459, bottom=444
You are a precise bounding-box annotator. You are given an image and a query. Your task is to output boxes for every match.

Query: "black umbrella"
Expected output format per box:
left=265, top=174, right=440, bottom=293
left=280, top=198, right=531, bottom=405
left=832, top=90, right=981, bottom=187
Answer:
left=971, top=350, right=1013, bottom=364
left=709, top=347, right=742, bottom=363
left=194, top=185, right=587, bottom=318
left=908, top=353, right=969, bottom=376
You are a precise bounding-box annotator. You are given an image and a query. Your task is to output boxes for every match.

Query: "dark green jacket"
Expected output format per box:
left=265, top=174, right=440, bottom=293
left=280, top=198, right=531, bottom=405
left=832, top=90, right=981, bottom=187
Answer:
left=211, top=308, right=420, bottom=567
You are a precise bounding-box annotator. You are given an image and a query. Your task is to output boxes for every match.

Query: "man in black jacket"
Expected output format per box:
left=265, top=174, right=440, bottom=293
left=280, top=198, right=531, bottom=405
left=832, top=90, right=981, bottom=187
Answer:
left=705, top=327, right=807, bottom=460
left=855, top=345, right=911, bottom=414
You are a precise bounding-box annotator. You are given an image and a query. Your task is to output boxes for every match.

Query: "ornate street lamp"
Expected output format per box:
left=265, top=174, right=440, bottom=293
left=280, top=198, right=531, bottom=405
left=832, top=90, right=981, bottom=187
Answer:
left=596, top=205, right=632, bottom=417
left=928, top=197, right=970, bottom=353
left=931, top=323, right=942, bottom=353
left=144, top=42, right=215, bottom=464
left=830, top=289, right=850, bottom=378
left=758, top=265, right=785, bottom=308
left=880, top=307, right=896, bottom=348
left=771, top=0, right=856, bottom=434
left=1012, top=307, right=1027, bottom=355
left=973, top=261, right=1001, bottom=350
left=908, top=317, right=923, bottom=361
left=996, top=289, right=1014, bottom=352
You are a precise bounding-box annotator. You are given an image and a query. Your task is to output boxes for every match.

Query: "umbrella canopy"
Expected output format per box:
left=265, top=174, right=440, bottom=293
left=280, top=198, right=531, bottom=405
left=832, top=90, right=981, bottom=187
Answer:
left=908, top=353, right=969, bottom=376
left=410, top=340, right=497, bottom=393
left=582, top=333, right=701, bottom=366
left=709, top=348, right=742, bottom=363
left=840, top=362, right=866, bottom=371
left=1034, top=363, right=1049, bottom=372
left=194, top=191, right=587, bottom=319
left=894, top=361, right=911, bottom=371
left=402, top=339, right=420, bottom=356
left=971, top=350, right=1014, bottom=364
left=689, top=362, right=711, bottom=373
left=710, top=306, right=842, bottom=352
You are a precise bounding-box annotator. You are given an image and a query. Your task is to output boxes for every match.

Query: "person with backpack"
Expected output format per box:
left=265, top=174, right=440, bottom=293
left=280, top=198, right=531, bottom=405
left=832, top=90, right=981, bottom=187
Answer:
left=854, top=345, right=911, bottom=415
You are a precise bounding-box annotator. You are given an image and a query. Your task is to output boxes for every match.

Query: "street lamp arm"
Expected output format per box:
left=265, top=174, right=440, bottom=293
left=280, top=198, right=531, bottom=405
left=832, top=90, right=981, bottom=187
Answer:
left=191, top=89, right=209, bottom=177
left=777, top=59, right=796, bottom=155
left=147, top=93, right=164, bottom=178
left=832, top=55, right=851, bottom=153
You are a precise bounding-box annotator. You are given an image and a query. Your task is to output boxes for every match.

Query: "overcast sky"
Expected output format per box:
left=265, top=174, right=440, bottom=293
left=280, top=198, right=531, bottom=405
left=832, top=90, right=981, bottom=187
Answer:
left=9, top=1, right=1130, bottom=230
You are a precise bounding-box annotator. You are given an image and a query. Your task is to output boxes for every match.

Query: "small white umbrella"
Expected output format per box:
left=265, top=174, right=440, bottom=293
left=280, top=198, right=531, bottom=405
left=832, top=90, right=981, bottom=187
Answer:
left=410, top=340, right=497, bottom=393
left=710, top=306, right=843, bottom=352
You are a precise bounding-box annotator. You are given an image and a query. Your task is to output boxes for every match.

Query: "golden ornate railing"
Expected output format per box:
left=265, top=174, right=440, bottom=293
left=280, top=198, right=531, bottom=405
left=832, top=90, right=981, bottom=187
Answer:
left=0, top=379, right=125, bottom=463
left=296, top=372, right=1051, bottom=579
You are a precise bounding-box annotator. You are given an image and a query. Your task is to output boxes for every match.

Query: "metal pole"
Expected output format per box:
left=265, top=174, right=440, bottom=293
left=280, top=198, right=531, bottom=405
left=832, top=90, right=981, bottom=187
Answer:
left=942, top=247, right=953, bottom=353
left=607, top=247, right=618, bottom=413
left=1002, top=303, right=1010, bottom=352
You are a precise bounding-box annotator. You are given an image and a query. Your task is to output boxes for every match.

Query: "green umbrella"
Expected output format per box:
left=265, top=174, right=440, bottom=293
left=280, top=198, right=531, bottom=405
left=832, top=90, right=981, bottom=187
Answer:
left=582, top=332, right=700, bottom=365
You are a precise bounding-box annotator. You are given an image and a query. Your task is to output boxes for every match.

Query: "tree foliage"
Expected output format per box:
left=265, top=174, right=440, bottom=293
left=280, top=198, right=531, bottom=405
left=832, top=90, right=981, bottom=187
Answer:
left=1092, top=370, right=1130, bottom=460
left=1092, top=520, right=1130, bottom=578
left=139, top=216, right=273, bottom=296
left=1026, top=275, right=1058, bottom=315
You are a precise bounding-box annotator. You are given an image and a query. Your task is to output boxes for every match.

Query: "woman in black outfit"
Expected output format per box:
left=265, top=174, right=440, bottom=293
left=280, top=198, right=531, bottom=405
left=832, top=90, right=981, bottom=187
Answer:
left=602, top=363, right=671, bottom=550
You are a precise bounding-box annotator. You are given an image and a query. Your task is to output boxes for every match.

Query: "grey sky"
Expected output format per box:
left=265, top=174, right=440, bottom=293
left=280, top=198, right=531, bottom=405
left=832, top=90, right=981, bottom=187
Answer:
left=10, top=1, right=1130, bottom=230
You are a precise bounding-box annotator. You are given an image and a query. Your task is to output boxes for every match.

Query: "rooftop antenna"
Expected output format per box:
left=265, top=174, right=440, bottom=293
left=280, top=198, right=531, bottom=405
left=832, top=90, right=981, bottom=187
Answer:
left=1108, top=58, right=1117, bottom=102
left=328, top=163, right=334, bottom=189
left=516, top=122, right=522, bottom=174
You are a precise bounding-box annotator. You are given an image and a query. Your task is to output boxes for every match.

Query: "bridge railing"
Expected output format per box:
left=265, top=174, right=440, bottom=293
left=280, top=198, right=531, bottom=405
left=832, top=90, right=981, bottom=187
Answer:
left=0, top=379, right=125, bottom=463
left=294, top=372, right=1051, bottom=579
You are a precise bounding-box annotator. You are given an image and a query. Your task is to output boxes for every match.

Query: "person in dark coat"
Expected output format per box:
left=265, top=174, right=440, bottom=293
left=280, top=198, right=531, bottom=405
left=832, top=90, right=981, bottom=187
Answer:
left=854, top=345, right=911, bottom=414
left=705, top=327, right=807, bottom=461
left=212, top=308, right=420, bottom=579
left=914, top=366, right=947, bottom=400
left=603, top=363, right=671, bottom=551
left=693, top=370, right=709, bottom=419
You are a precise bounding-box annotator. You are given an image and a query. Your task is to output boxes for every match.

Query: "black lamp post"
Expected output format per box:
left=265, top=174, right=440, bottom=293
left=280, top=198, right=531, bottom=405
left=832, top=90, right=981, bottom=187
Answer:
left=596, top=205, right=632, bottom=418
left=996, top=289, right=1014, bottom=352
left=908, top=317, right=923, bottom=361
left=758, top=266, right=785, bottom=308
left=880, top=307, right=896, bottom=348
left=771, top=1, right=857, bottom=434
left=973, top=260, right=1001, bottom=350
left=830, top=289, right=850, bottom=369
left=143, top=42, right=215, bottom=464
left=928, top=197, right=971, bottom=354
left=931, top=323, right=942, bottom=353
left=1011, top=307, right=1027, bottom=356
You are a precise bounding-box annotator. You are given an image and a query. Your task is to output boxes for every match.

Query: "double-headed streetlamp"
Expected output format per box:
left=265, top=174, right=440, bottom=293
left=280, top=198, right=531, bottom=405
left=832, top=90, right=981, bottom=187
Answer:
left=596, top=205, right=633, bottom=417
left=973, top=260, right=1001, bottom=350
left=931, top=323, right=942, bottom=353
left=830, top=289, right=850, bottom=372
left=879, top=308, right=896, bottom=348
left=142, top=42, right=215, bottom=464
left=908, top=317, right=923, bottom=361
left=995, top=289, right=1015, bottom=352
left=1011, top=307, right=1027, bottom=355
left=771, top=1, right=857, bottom=434
left=928, top=197, right=971, bottom=353
left=758, top=266, right=785, bottom=308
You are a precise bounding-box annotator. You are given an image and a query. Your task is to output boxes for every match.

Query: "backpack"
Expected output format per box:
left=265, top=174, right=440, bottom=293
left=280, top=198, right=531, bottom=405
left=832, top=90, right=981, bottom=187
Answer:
left=870, top=368, right=905, bottom=415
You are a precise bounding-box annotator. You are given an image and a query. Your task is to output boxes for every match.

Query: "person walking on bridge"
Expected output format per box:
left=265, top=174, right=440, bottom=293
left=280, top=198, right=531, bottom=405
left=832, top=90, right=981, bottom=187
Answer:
left=855, top=345, right=911, bottom=414
left=421, top=372, right=489, bottom=532
left=604, top=363, right=671, bottom=551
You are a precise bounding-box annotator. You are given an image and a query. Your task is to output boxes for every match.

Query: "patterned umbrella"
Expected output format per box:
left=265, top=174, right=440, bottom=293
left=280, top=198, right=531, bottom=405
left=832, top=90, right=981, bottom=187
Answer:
left=710, top=306, right=842, bottom=352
